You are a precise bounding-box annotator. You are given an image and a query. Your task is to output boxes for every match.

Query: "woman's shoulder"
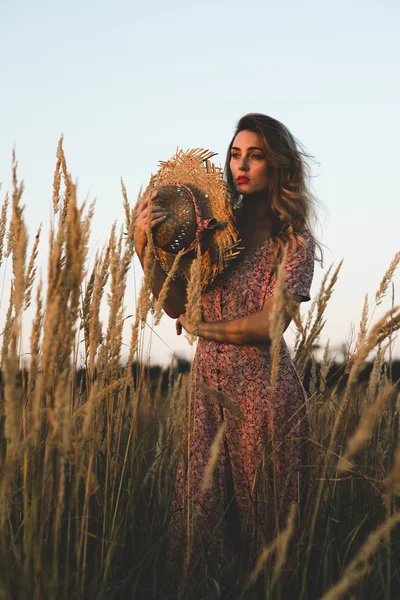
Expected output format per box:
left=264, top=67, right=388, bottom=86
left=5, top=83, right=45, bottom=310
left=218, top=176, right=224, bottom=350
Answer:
left=298, top=227, right=314, bottom=242
left=293, top=228, right=316, bottom=260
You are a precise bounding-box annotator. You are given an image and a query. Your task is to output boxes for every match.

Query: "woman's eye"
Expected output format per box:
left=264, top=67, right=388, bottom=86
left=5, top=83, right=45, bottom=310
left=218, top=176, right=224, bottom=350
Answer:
left=230, top=153, right=240, bottom=159
left=251, top=154, right=263, bottom=160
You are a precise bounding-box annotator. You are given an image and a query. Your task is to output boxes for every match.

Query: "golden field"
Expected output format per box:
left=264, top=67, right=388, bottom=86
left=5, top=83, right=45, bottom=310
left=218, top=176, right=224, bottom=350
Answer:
left=1, top=140, right=400, bottom=599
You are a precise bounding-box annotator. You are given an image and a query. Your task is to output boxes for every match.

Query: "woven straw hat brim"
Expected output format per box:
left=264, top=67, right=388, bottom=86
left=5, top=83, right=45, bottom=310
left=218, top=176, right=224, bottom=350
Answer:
left=144, top=148, right=239, bottom=289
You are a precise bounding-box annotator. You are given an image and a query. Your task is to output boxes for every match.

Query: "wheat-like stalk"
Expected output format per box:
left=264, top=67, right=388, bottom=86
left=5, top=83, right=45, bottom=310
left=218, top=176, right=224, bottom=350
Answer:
left=375, top=251, right=400, bottom=306
left=121, top=177, right=131, bottom=233
left=27, top=278, right=43, bottom=441
left=2, top=141, right=400, bottom=600
left=59, top=137, right=72, bottom=224
left=338, top=383, right=396, bottom=471
left=24, top=224, right=41, bottom=309
left=242, top=503, right=297, bottom=594
left=89, top=238, right=111, bottom=377
left=185, top=248, right=202, bottom=343
left=200, top=422, right=226, bottom=493
left=346, top=306, right=400, bottom=388
left=271, top=502, right=297, bottom=587
left=52, top=136, right=63, bottom=215
left=355, top=293, right=369, bottom=352
left=294, top=260, right=343, bottom=378
left=269, top=246, right=288, bottom=390
left=198, top=382, right=248, bottom=422
left=154, top=249, right=185, bottom=325
left=137, top=196, right=156, bottom=324
left=0, top=192, right=9, bottom=268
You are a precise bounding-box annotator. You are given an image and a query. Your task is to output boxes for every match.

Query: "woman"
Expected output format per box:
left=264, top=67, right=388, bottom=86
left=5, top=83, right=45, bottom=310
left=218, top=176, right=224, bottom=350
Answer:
left=134, top=113, right=319, bottom=587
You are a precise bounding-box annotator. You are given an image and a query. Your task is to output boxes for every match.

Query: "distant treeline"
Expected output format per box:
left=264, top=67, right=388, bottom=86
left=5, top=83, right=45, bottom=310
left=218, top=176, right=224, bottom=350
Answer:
left=2, top=357, right=399, bottom=398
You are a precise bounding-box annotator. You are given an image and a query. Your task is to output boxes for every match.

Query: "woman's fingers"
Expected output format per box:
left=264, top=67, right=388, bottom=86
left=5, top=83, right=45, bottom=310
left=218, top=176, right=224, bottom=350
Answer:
left=152, top=210, right=168, bottom=218
left=152, top=215, right=167, bottom=225
left=138, top=206, right=166, bottom=222
left=137, top=200, right=168, bottom=225
left=143, top=204, right=165, bottom=213
left=138, top=189, right=158, bottom=212
left=137, top=211, right=167, bottom=229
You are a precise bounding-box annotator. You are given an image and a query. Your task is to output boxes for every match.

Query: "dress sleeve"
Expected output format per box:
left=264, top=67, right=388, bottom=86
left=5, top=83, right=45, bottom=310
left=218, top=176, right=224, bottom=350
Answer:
left=284, top=230, right=315, bottom=302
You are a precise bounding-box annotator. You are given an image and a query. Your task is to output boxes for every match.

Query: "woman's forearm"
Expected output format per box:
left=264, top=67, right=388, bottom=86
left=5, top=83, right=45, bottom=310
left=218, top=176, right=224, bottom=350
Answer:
left=197, top=311, right=272, bottom=345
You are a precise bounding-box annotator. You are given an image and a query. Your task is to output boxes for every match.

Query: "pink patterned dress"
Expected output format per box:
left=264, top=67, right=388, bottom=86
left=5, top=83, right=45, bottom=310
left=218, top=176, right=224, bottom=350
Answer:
left=168, top=230, right=315, bottom=584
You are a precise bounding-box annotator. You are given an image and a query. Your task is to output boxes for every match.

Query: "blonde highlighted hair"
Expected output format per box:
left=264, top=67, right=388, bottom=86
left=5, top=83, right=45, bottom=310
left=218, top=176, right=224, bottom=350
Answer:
left=225, top=113, right=323, bottom=262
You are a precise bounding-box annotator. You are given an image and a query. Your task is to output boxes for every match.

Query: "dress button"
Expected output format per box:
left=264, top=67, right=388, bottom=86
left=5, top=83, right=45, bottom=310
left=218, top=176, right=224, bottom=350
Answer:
left=216, top=368, right=221, bottom=375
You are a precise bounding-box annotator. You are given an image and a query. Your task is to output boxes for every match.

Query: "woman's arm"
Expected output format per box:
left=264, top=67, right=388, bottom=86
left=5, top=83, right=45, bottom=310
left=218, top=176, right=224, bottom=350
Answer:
left=177, top=294, right=303, bottom=345
left=135, top=191, right=188, bottom=319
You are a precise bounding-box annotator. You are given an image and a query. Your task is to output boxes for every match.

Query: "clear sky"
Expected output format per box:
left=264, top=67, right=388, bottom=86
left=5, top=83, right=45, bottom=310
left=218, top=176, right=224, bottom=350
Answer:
left=1, top=0, right=399, bottom=365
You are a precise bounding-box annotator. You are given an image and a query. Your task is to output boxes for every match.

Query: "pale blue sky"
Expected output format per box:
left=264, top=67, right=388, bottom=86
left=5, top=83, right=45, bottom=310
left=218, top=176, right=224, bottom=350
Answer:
left=1, top=0, right=399, bottom=364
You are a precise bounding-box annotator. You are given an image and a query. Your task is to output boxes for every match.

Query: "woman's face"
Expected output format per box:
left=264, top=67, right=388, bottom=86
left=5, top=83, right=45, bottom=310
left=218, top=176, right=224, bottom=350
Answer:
left=230, top=130, right=269, bottom=195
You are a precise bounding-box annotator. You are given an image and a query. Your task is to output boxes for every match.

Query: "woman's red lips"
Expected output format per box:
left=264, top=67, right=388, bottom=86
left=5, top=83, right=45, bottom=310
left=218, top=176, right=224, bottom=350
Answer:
left=237, top=176, right=250, bottom=183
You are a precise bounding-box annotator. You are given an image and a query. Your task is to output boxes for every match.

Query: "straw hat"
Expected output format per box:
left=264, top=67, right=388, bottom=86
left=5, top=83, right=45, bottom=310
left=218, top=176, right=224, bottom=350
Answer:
left=144, top=148, right=239, bottom=289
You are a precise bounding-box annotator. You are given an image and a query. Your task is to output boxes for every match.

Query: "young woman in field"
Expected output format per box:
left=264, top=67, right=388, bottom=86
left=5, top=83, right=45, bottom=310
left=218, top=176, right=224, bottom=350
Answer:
left=134, top=113, right=319, bottom=585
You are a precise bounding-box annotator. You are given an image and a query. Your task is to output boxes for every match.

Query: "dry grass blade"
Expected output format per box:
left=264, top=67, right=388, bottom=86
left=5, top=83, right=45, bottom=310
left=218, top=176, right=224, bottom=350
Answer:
left=245, top=543, right=275, bottom=589
left=355, top=293, right=369, bottom=352
left=200, top=422, right=226, bottom=493
left=320, top=512, right=400, bottom=600
left=367, top=344, right=385, bottom=399
left=294, top=260, right=343, bottom=377
left=319, top=339, right=332, bottom=395
left=154, top=249, right=185, bottom=325
left=1, top=283, right=14, bottom=364
left=103, top=214, right=136, bottom=379
left=347, top=306, right=400, bottom=388
left=126, top=312, right=140, bottom=370
left=269, top=245, right=288, bottom=389
left=73, top=377, right=129, bottom=417
left=338, top=383, right=397, bottom=471
left=136, top=196, right=156, bottom=325
left=24, top=224, right=41, bottom=309
left=384, top=412, right=400, bottom=503
left=82, top=200, right=96, bottom=252
left=52, top=136, right=63, bottom=215
left=375, top=251, right=400, bottom=306
left=0, top=192, right=9, bottom=268
left=242, top=503, right=297, bottom=594
left=121, top=177, right=131, bottom=232
left=59, top=137, right=72, bottom=223
left=27, top=279, right=43, bottom=399
left=185, top=248, right=202, bottom=342
left=81, top=258, right=97, bottom=354
left=89, top=238, right=111, bottom=375
left=199, top=382, right=248, bottom=422
left=3, top=138, right=400, bottom=600
left=10, top=150, right=28, bottom=316
left=271, top=503, right=297, bottom=587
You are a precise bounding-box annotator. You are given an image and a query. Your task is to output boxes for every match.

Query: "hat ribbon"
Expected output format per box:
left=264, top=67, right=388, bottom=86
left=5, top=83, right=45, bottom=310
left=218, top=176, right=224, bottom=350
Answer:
left=169, top=183, right=218, bottom=254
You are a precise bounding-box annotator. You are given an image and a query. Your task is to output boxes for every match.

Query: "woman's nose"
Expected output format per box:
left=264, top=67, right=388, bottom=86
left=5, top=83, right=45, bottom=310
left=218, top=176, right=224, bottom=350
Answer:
left=238, top=157, right=249, bottom=171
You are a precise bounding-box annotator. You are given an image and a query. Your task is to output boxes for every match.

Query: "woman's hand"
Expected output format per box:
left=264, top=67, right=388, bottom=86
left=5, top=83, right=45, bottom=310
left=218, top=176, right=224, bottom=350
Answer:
left=176, top=313, right=187, bottom=336
left=131, top=189, right=188, bottom=319
left=134, top=190, right=168, bottom=257
left=176, top=313, right=196, bottom=336
left=176, top=313, right=204, bottom=336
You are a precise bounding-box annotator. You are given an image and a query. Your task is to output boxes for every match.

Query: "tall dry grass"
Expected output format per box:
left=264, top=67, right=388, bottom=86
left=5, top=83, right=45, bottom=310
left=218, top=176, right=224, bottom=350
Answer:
left=0, top=142, right=400, bottom=599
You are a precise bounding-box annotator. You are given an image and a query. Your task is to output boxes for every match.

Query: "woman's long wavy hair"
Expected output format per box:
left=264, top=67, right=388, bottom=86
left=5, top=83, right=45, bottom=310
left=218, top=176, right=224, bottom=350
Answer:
left=225, top=113, right=323, bottom=262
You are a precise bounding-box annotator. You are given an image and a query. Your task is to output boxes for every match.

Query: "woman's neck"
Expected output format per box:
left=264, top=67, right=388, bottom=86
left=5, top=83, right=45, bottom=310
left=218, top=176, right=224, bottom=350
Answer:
left=236, top=192, right=274, bottom=234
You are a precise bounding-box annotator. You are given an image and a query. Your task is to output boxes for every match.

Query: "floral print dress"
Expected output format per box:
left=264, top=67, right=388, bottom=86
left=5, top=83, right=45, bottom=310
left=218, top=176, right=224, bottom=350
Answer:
left=168, top=230, right=315, bottom=583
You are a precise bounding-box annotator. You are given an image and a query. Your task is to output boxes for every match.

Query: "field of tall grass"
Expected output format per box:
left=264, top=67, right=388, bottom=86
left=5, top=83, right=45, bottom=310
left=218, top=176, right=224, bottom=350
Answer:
left=1, top=140, right=400, bottom=599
